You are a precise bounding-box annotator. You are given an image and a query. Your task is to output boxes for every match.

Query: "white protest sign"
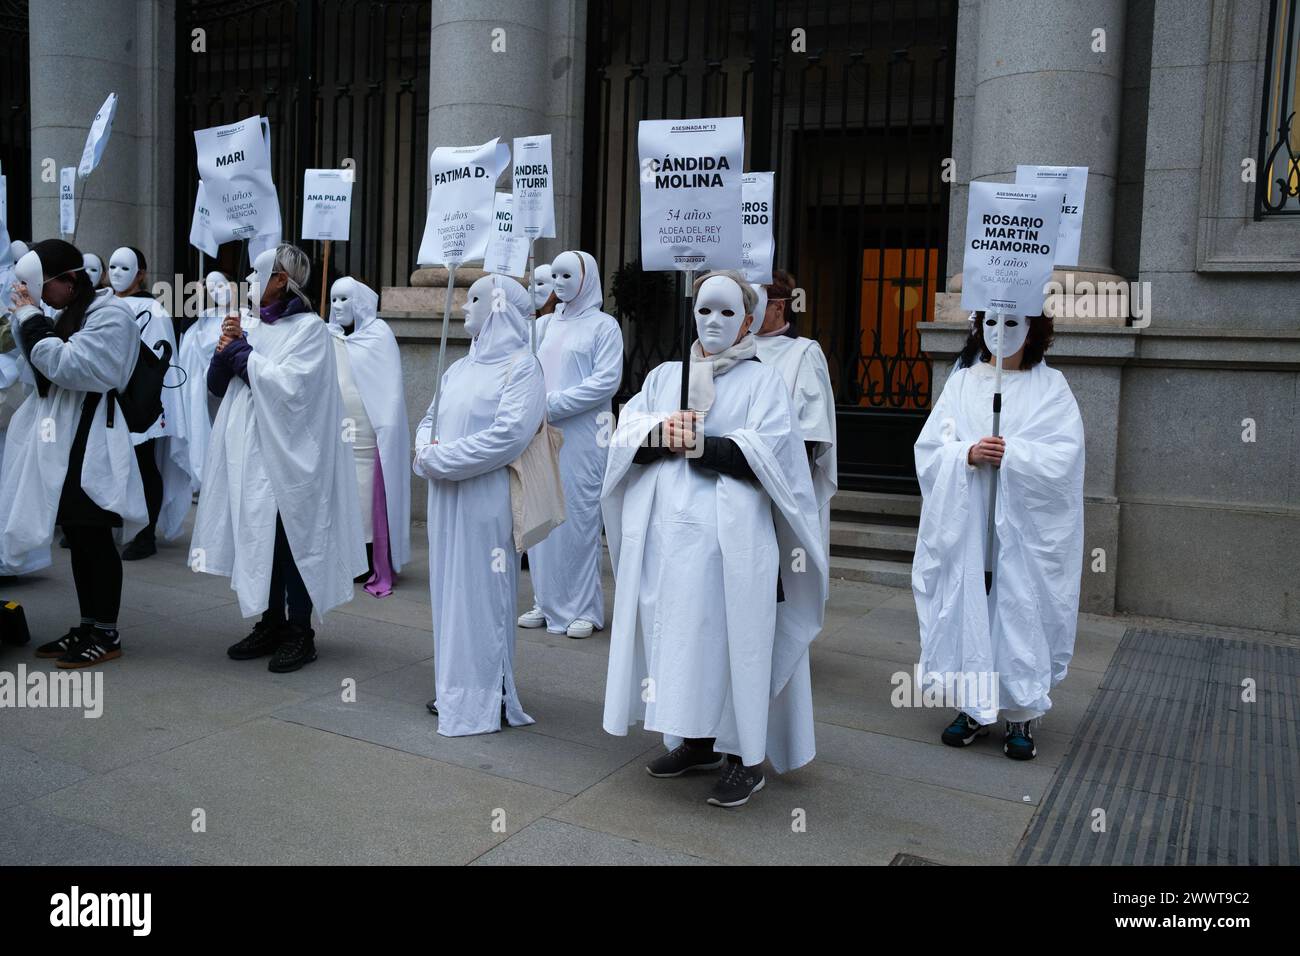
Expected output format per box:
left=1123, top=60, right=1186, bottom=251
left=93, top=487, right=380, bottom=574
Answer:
left=961, top=181, right=1064, bottom=316
left=301, top=169, right=354, bottom=241
left=512, top=134, right=555, bottom=239
left=59, top=168, right=76, bottom=236
left=741, top=171, right=775, bottom=284
left=1015, top=165, right=1088, bottom=267
left=483, top=192, right=530, bottom=277
left=195, top=115, right=282, bottom=245
left=638, top=116, right=744, bottom=272
left=189, top=181, right=218, bottom=257
left=416, top=138, right=510, bottom=267
left=78, top=93, right=117, bottom=179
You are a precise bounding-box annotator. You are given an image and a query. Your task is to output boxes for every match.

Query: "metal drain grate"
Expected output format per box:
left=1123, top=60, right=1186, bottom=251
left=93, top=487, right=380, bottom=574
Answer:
left=1016, top=627, right=1300, bottom=865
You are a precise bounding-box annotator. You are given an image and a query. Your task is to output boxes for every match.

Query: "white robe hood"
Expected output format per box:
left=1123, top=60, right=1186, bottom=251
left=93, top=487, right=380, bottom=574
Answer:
left=327, top=280, right=411, bottom=571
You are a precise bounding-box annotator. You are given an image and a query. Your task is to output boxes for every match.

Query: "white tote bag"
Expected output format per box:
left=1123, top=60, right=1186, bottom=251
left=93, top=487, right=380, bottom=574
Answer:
left=508, top=416, right=565, bottom=553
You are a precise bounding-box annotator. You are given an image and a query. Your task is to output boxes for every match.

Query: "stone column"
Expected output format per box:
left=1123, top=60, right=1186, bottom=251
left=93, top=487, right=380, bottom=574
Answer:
left=938, top=0, right=1129, bottom=324
left=27, top=0, right=175, bottom=275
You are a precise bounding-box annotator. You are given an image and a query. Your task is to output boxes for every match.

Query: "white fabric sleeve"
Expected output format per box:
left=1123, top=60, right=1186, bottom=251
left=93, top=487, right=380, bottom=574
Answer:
left=793, top=343, right=835, bottom=444
left=29, top=303, right=138, bottom=393
left=546, top=318, right=623, bottom=422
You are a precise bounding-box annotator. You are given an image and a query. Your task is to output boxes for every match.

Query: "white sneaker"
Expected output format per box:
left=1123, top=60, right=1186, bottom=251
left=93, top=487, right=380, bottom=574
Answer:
left=566, top=619, right=595, bottom=639
left=517, top=607, right=546, bottom=628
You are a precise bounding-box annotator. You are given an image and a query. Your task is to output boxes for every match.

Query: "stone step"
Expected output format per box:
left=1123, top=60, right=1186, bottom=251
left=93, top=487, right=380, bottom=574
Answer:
left=831, top=489, right=921, bottom=521
left=829, top=519, right=917, bottom=556
left=828, top=555, right=912, bottom=589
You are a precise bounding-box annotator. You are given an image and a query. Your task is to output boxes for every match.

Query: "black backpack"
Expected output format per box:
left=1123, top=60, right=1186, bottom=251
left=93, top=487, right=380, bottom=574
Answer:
left=107, top=338, right=171, bottom=432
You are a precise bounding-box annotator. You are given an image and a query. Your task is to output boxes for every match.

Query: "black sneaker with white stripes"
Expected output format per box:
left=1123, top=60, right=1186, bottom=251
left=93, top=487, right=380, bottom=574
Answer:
left=1003, top=720, right=1037, bottom=760
left=35, top=625, right=91, bottom=659
left=941, top=711, right=989, bottom=747
left=707, top=758, right=766, bottom=808
left=56, top=629, right=122, bottom=669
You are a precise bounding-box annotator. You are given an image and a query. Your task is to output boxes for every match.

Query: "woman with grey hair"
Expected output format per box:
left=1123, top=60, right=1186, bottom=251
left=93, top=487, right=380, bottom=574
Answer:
left=192, top=243, right=368, bottom=673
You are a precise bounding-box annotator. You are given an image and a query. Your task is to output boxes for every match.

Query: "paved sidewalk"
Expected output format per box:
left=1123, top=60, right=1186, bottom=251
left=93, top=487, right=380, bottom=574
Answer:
left=0, top=518, right=1156, bottom=865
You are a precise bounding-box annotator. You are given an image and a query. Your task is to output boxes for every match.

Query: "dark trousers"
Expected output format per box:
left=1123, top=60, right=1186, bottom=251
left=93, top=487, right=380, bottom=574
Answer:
left=63, top=524, right=122, bottom=625
left=260, top=514, right=312, bottom=629
left=133, top=439, right=163, bottom=542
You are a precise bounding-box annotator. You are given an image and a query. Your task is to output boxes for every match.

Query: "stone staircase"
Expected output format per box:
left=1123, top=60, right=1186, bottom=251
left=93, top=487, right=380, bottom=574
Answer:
left=828, top=489, right=920, bottom=589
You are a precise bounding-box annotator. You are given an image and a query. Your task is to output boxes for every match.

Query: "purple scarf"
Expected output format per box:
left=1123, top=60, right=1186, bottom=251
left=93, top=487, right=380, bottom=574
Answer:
left=260, top=293, right=309, bottom=325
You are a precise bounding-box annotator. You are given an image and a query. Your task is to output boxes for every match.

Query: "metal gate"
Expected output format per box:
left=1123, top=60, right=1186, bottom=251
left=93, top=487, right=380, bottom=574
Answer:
left=0, top=0, right=31, bottom=244
left=174, top=0, right=430, bottom=296
left=582, top=0, right=957, bottom=492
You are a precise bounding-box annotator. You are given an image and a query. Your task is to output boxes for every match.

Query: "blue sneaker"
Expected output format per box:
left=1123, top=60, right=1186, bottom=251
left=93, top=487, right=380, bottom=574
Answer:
left=1003, top=720, right=1037, bottom=760
left=941, top=711, right=989, bottom=747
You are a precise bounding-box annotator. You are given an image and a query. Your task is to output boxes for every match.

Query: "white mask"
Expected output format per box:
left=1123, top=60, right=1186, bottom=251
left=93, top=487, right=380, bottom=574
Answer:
left=10, top=240, right=29, bottom=263
left=14, top=250, right=44, bottom=300
left=531, top=264, right=554, bottom=309
left=246, top=248, right=277, bottom=309
left=82, top=254, right=103, bottom=287
left=108, top=247, right=140, bottom=294
left=694, top=275, right=749, bottom=355
left=463, top=274, right=497, bottom=338
left=330, top=277, right=358, bottom=329
left=205, top=270, right=232, bottom=307
left=983, top=312, right=1029, bottom=359
left=550, top=251, right=583, bottom=303
left=750, top=283, right=768, bottom=331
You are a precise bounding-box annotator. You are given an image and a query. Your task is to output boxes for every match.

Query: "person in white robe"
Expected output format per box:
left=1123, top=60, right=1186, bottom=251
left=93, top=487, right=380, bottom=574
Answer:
left=177, top=271, right=235, bottom=492
left=0, top=331, right=44, bottom=578
left=602, top=269, right=828, bottom=808
left=82, top=253, right=105, bottom=289
left=414, top=273, right=545, bottom=737
left=107, top=246, right=192, bottom=559
left=517, top=250, right=623, bottom=639
left=326, top=277, right=411, bottom=597
left=192, top=243, right=367, bottom=673
left=4, top=239, right=147, bottom=666
left=750, top=274, right=837, bottom=550
left=912, top=311, right=1084, bottom=760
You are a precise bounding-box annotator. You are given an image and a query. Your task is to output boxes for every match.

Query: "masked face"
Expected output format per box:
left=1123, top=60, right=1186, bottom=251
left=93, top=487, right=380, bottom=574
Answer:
left=14, top=251, right=45, bottom=303
left=246, top=248, right=277, bottom=309
left=108, top=247, right=140, bottom=294
left=694, top=275, right=750, bottom=355
left=531, top=264, right=554, bottom=309
left=330, top=277, right=357, bottom=328
left=82, top=254, right=103, bottom=287
left=550, top=252, right=583, bottom=303
left=10, top=241, right=28, bottom=263
left=983, top=313, right=1029, bottom=359
left=205, top=271, right=232, bottom=307
left=463, top=275, right=498, bottom=338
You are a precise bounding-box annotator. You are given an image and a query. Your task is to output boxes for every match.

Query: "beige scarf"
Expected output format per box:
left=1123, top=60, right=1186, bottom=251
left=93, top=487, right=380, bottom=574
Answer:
left=687, top=332, right=758, bottom=415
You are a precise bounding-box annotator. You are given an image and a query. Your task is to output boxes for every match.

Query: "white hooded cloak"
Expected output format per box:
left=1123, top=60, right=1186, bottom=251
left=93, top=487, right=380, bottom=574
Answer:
left=911, top=359, right=1084, bottom=723
left=601, top=355, right=829, bottom=773
left=119, top=294, right=192, bottom=539
left=178, top=307, right=224, bottom=490
left=754, top=332, right=838, bottom=549
left=414, top=275, right=546, bottom=737
left=326, top=280, right=411, bottom=571
left=527, top=251, right=623, bottom=631
left=0, top=290, right=147, bottom=565
left=191, top=305, right=368, bottom=619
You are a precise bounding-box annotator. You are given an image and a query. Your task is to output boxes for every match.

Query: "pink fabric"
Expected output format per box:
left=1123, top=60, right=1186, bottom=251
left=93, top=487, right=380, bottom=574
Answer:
left=363, top=456, right=395, bottom=597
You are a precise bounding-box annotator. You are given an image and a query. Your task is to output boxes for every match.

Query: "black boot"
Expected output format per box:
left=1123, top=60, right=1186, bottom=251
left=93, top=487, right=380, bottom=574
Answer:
left=121, top=531, right=157, bottom=561
left=227, top=620, right=285, bottom=660
left=268, top=624, right=317, bottom=673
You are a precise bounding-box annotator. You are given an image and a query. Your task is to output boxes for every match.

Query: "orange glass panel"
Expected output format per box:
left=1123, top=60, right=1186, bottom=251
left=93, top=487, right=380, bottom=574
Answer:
left=859, top=248, right=937, bottom=409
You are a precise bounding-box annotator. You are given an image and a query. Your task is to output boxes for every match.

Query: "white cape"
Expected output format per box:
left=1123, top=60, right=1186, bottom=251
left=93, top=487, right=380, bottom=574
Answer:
left=191, top=309, right=368, bottom=618
left=911, top=360, right=1084, bottom=723
left=120, top=294, right=192, bottom=539
left=178, top=309, right=223, bottom=490
left=0, top=291, right=147, bottom=564
left=527, top=292, right=623, bottom=630
left=601, top=359, right=828, bottom=773
left=327, top=286, right=411, bottom=571
left=0, top=350, right=48, bottom=575
left=754, top=333, right=838, bottom=548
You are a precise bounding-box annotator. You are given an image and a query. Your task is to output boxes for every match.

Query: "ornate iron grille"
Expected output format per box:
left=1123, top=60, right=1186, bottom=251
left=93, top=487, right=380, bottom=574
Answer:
left=0, top=0, right=30, bottom=243
left=175, top=0, right=430, bottom=291
left=1257, top=0, right=1300, bottom=217
left=582, top=0, right=956, bottom=490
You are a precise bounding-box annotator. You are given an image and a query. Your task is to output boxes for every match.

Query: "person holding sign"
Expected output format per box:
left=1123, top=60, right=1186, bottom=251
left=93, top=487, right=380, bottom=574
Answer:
left=517, top=251, right=622, bottom=639
left=193, top=243, right=367, bottom=673
left=750, top=272, right=837, bottom=551
left=3, top=239, right=147, bottom=667
left=912, top=312, right=1084, bottom=760
left=326, top=277, right=411, bottom=597
left=413, top=273, right=545, bottom=736
left=107, top=246, right=192, bottom=560
left=601, top=270, right=827, bottom=808
left=178, top=271, right=237, bottom=492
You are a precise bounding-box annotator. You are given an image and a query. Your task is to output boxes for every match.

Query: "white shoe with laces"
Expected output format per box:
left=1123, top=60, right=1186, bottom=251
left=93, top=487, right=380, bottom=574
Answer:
left=517, top=607, right=546, bottom=628
left=566, top=619, right=595, bottom=639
